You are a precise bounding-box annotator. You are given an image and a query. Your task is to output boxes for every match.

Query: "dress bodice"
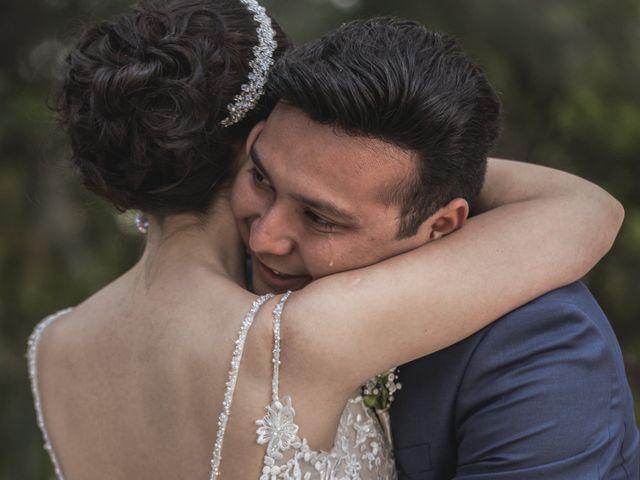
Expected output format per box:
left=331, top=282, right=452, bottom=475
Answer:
left=27, top=295, right=396, bottom=479
left=255, top=394, right=396, bottom=479
left=241, top=293, right=396, bottom=479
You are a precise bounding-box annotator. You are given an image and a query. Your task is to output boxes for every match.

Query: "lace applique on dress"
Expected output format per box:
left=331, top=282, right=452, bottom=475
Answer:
left=255, top=293, right=396, bottom=480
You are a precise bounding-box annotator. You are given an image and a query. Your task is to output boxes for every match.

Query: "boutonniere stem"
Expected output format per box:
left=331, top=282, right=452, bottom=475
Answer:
left=362, top=368, right=401, bottom=447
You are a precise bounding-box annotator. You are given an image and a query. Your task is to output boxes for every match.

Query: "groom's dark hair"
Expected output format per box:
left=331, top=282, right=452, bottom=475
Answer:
left=267, top=17, right=501, bottom=238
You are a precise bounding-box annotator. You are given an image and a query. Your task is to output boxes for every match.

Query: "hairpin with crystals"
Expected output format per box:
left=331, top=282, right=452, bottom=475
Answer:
left=219, top=0, right=277, bottom=128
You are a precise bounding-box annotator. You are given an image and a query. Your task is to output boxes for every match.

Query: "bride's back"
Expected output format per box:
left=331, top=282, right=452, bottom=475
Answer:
left=31, top=253, right=351, bottom=479
left=34, top=265, right=238, bottom=477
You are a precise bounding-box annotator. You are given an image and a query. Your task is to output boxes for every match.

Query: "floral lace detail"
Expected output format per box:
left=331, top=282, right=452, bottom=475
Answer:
left=256, top=395, right=396, bottom=479
left=254, top=292, right=396, bottom=479
left=257, top=397, right=301, bottom=458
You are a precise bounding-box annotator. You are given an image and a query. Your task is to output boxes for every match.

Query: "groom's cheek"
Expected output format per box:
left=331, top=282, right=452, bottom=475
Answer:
left=304, top=242, right=369, bottom=279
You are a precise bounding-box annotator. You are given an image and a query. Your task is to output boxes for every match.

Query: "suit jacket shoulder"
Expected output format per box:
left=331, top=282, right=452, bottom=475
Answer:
left=391, top=282, right=639, bottom=480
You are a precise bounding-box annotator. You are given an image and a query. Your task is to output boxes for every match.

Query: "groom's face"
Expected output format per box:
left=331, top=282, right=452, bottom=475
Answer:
left=231, top=103, right=434, bottom=294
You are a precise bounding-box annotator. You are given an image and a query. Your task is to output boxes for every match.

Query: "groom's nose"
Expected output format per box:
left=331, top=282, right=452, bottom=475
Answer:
left=248, top=205, right=294, bottom=257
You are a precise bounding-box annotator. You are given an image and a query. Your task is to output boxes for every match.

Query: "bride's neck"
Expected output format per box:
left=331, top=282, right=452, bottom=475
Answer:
left=138, top=195, right=245, bottom=287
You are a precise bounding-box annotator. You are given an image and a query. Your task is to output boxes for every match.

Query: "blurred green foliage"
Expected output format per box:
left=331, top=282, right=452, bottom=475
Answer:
left=1, top=0, right=638, bottom=477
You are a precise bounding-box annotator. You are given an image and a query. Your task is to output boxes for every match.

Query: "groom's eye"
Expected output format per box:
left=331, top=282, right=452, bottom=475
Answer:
left=304, top=210, right=338, bottom=232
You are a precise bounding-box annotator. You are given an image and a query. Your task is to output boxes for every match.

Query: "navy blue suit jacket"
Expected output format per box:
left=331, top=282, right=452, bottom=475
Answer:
left=390, top=282, right=639, bottom=479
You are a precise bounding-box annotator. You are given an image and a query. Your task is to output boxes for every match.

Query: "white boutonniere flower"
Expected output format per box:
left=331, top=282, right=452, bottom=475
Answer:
left=362, top=368, right=401, bottom=447
left=362, top=368, right=401, bottom=412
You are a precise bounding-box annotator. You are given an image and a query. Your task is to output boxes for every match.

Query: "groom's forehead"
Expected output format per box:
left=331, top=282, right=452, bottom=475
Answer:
left=258, top=104, right=416, bottom=183
left=255, top=136, right=414, bottom=213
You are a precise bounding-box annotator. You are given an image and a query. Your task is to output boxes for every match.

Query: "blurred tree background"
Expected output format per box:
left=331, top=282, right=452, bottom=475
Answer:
left=1, top=0, right=638, bottom=477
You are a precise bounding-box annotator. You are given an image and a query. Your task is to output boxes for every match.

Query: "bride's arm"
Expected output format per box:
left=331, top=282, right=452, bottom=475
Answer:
left=284, top=158, right=623, bottom=388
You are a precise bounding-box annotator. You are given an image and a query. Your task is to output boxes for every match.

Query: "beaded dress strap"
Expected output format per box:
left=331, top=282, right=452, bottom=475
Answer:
left=270, top=291, right=292, bottom=402
left=209, top=294, right=274, bottom=480
left=27, top=308, right=73, bottom=480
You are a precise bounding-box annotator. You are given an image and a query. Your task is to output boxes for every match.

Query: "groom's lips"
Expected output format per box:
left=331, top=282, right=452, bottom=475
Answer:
left=255, top=259, right=312, bottom=293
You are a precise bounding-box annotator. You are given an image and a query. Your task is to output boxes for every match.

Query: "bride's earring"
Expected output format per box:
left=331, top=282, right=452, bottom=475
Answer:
left=135, top=212, right=149, bottom=234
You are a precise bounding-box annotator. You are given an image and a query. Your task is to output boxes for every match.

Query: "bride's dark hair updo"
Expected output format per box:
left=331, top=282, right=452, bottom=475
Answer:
left=57, top=0, right=289, bottom=214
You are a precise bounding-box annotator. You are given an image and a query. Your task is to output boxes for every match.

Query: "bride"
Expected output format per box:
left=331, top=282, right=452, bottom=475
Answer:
left=28, top=0, right=623, bottom=478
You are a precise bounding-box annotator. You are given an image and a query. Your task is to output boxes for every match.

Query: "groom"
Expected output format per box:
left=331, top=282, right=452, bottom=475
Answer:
left=231, top=17, right=640, bottom=479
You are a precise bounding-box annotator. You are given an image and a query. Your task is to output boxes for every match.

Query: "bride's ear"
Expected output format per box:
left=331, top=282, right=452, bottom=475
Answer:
left=245, top=121, right=266, bottom=155
left=424, top=198, right=470, bottom=241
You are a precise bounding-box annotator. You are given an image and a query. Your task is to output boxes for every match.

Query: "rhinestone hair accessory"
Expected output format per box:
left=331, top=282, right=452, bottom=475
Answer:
left=219, top=0, right=277, bottom=128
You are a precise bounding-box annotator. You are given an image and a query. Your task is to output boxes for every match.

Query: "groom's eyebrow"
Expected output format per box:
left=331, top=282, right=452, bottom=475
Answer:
left=290, top=192, right=359, bottom=225
left=250, top=145, right=358, bottom=226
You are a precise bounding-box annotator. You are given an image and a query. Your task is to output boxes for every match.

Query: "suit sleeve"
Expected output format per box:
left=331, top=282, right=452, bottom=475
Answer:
left=452, top=299, right=631, bottom=479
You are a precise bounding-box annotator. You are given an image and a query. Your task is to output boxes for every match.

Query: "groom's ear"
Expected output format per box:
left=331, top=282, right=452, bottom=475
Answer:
left=245, top=120, right=266, bottom=155
left=425, top=198, right=469, bottom=241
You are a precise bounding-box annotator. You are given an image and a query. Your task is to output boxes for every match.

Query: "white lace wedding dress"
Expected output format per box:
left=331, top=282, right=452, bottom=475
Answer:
left=27, top=293, right=396, bottom=479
